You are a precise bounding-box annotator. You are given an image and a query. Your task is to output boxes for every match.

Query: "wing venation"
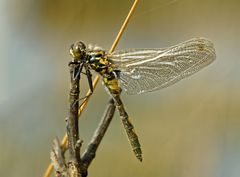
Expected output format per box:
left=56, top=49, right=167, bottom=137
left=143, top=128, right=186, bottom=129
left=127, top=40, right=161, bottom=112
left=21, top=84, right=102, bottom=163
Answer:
left=108, top=38, right=216, bottom=95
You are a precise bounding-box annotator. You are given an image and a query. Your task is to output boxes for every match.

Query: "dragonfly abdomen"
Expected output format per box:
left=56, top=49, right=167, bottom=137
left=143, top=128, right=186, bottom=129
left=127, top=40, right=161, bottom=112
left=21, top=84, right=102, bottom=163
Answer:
left=102, top=75, right=143, bottom=161
left=112, top=94, right=142, bottom=161
left=103, top=74, right=121, bottom=95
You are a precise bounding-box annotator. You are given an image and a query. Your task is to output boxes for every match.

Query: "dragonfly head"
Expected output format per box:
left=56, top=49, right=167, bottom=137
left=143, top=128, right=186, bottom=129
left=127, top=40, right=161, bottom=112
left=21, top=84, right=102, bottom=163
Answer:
left=70, top=41, right=86, bottom=61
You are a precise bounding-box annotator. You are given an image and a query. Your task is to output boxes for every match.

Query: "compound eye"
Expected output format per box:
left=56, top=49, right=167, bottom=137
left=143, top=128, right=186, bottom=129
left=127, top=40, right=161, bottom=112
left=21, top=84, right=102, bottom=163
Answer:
left=76, top=41, right=86, bottom=50
left=70, top=41, right=86, bottom=59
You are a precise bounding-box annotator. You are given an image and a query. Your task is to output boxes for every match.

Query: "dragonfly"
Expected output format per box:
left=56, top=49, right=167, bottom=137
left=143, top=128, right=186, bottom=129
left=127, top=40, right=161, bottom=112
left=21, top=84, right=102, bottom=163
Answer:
left=69, top=37, right=216, bottom=161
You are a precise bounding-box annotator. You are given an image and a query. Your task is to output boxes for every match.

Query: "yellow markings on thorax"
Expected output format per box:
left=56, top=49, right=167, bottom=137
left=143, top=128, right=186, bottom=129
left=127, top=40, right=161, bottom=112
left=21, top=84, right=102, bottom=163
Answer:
left=99, top=57, right=108, bottom=65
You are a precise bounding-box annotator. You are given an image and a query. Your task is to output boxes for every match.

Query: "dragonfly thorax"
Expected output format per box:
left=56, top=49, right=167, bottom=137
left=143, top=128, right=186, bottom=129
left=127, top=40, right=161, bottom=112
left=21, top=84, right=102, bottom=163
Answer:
left=87, top=50, right=111, bottom=75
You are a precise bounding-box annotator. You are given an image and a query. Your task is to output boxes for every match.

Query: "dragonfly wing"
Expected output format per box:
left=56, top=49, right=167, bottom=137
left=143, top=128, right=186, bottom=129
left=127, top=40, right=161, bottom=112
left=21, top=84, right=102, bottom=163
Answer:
left=108, top=38, right=216, bottom=95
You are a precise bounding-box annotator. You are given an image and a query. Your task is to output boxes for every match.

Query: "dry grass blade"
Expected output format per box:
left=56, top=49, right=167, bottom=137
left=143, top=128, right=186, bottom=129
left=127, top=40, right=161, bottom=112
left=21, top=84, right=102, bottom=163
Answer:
left=43, top=0, right=139, bottom=176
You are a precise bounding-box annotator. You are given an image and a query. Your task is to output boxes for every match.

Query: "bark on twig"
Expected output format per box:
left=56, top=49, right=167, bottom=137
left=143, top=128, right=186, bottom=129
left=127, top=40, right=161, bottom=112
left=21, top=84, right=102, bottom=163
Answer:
left=51, top=97, right=116, bottom=177
left=66, top=62, right=83, bottom=177
left=51, top=60, right=84, bottom=177
left=50, top=138, right=67, bottom=177
left=82, top=98, right=115, bottom=169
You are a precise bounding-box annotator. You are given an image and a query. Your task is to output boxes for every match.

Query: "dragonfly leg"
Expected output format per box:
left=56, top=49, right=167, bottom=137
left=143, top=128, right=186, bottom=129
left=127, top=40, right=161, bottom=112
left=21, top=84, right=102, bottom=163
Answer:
left=112, top=94, right=142, bottom=161
left=85, top=66, right=93, bottom=93
left=68, top=61, right=84, bottom=81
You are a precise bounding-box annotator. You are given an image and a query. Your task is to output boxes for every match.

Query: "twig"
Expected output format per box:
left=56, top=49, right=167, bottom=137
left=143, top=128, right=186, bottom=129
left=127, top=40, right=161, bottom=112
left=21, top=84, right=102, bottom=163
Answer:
left=66, top=62, right=83, bottom=177
left=43, top=0, right=139, bottom=176
left=44, top=78, right=99, bottom=177
left=50, top=138, right=67, bottom=177
left=81, top=98, right=116, bottom=168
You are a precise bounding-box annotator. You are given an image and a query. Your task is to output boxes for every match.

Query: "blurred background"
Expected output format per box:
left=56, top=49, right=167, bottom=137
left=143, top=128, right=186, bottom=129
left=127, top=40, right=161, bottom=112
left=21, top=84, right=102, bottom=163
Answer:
left=0, top=0, right=240, bottom=176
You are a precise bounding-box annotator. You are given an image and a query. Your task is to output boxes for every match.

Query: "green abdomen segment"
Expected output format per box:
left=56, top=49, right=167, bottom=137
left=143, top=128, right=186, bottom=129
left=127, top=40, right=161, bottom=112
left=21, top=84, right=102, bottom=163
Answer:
left=103, top=75, right=142, bottom=161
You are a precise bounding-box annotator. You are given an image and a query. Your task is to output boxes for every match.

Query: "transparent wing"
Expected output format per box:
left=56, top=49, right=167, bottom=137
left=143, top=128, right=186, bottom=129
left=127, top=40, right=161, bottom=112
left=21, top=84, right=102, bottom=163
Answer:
left=108, top=38, right=216, bottom=95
